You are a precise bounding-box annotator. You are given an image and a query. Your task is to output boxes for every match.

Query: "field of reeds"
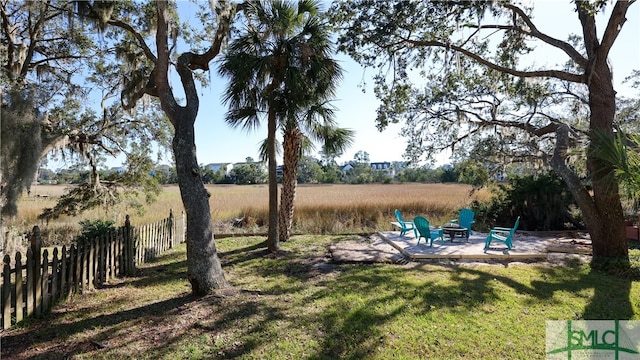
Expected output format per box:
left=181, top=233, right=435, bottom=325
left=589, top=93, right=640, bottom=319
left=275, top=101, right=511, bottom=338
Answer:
left=9, top=183, right=490, bottom=246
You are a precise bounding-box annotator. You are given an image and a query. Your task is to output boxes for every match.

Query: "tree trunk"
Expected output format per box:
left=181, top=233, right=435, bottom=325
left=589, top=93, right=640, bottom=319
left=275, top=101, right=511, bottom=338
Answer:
left=266, top=105, right=279, bottom=252
left=154, top=1, right=229, bottom=294
left=551, top=70, right=628, bottom=269
left=173, top=112, right=230, bottom=294
left=583, top=58, right=628, bottom=267
left=279, top=128, right=302, bottom=242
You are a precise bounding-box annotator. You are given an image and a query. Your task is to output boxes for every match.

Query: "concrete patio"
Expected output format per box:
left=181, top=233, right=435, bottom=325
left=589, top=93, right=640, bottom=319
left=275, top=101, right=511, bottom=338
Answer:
left=377, top=230, right=586, bottom=261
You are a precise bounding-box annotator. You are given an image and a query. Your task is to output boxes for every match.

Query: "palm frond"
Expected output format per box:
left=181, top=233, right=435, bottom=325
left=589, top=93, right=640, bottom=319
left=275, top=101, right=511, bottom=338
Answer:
left=258, top=136, right=282, bottom=162
left=220, top=0, right=344, bottom=159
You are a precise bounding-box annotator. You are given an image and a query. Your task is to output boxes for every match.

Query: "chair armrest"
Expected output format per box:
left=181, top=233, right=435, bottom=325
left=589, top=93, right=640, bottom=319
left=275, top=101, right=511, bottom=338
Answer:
left=492, top=226, right=511, bottom=231
left=489, top=229, right=510, bottom=236
left=489, top=232, right=507, bottom=240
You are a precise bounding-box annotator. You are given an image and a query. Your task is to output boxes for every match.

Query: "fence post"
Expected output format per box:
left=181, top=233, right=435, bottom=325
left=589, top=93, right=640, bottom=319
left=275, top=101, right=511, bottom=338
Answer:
left=169, top=209, right=174, bottom=248
left=71, top=244, right=79, bottom=295
left=116, top=229, right=122, bottom=276
left=26, top=248, right=33, bottom=317
left=41, top=250, right=49, bottom=313
left=124, top=215, right=135, bottom=276
left=77, top=242, right=84, bottom=292
left=30, top=226, right=42, bottom=316
left=2, top=254, right=11, bottom=329
left=60, top=245, right=67, bottom=301
left=88, top=238, right=95, bottom=290
left=99, top=234, right=106, bottom=285
left=51, top=248, right=59, bottom=304
left=15, top=252, right=23, bottom=323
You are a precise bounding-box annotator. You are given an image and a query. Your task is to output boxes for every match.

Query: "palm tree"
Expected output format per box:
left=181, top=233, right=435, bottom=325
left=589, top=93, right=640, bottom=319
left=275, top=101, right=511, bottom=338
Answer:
left=279, top=105, right=353, bottom=242
left=219, top=0, right=343, bottom=251
left=256, top=106, right=353, bottom=243
left=590, top=130, right=640, bottom=211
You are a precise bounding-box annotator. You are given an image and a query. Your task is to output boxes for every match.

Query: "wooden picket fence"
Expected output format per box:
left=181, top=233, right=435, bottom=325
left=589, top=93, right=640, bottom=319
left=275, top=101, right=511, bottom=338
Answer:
left=0, top=210, right=185, bottom=330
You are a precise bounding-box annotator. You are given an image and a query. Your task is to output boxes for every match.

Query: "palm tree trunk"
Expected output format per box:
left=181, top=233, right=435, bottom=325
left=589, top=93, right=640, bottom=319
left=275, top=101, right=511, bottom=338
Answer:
left=266, top=105, right=279, bottom=252
left=279, top=127, right=302, bottom=242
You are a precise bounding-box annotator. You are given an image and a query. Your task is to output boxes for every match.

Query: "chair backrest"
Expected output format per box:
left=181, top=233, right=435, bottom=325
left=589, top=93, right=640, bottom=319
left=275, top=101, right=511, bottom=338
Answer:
left=395, top=209, right=405, bottom=223
left=413, top=215, right=431, bottom=238
left=458, top=208, right=475, bottom=228
left=509, top=216, right=521, bottom=237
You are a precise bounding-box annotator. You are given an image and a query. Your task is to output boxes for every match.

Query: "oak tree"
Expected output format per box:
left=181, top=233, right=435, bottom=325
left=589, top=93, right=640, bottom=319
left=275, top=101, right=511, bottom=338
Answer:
left=331, top=0, right=637, bottom=268
left=77, top=0, right=236, bottom=293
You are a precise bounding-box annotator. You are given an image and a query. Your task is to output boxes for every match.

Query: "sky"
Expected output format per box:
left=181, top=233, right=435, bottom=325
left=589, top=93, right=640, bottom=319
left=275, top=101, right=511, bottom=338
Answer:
left=188, top=51, right=407, bottom=166
left=53, top=1, right=640, bottom=170
left=185, top=1, right=640, bottom=168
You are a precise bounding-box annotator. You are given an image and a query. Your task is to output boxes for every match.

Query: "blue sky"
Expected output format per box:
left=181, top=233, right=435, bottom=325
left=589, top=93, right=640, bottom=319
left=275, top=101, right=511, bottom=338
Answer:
left=190, top=51, right=404, bottom=166
left=50, top=1, right=639, bottom=170
left=187, top=1, right=640, bottom=168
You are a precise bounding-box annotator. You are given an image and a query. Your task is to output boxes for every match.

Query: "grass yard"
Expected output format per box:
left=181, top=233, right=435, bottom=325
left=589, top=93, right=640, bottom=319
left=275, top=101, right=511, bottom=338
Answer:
left=3, top=235, right=639, bottom=359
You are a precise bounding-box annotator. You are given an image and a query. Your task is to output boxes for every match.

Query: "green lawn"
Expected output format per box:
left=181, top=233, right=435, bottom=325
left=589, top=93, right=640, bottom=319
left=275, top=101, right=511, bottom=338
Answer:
left=3, top=235, right=639, bottom=359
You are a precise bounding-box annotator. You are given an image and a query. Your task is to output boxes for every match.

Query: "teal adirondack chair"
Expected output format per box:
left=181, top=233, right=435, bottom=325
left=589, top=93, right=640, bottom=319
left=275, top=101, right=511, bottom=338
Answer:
left=395, top=209, right=417, bottom=238
left=451, top=208, right=475, bottom=235
left=414, top=216, right=444, bottom=247
left=485, top=217, right=520, bottom=250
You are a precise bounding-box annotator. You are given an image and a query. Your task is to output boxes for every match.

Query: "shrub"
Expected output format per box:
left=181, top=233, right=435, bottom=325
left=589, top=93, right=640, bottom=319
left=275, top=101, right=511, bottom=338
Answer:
left=75, top=219, right=116, bottom=245
left=471, top=173, right=583, bottom=231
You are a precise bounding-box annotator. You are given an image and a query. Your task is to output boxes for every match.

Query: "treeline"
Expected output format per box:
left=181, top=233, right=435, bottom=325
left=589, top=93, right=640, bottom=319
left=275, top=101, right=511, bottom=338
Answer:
left=39, top=156, right=491, bottom=186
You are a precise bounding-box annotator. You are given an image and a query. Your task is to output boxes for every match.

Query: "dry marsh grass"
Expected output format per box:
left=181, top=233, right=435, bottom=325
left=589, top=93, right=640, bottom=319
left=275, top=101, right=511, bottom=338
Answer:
left=10, top=183, right=489, bottom=242
left=289, top=183, right=488, bottom=233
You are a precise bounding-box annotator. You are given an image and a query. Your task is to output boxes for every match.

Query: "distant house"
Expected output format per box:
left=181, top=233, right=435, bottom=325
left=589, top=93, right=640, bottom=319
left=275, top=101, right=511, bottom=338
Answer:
left=205, top=163, right=233, bottom=175
left=340, top=161, right=400, bottom=176
left=370, top=162, right=394, bottom=177
left=110, top=166, right=126, bottom=174
left=391, top=161, right=408, bottom=171
left=341, top=163, right=354, bottom=173
left=232, top=161, right=267, bottom=171
left=156, top=164, right=173, bottom=172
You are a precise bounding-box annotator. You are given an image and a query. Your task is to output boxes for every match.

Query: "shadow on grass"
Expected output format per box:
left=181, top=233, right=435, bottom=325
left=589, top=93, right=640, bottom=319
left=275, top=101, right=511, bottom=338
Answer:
left=1, top=294, right=199, bottom=359
left=126, top=259, right=188, bottom=289
left=528, top=265, right=634, bottom=319
left=2, top=236, right=635, bottom=359
left=211, top=237, right=636, bottom=358
left=295, top=261, right=633, bottom=359
left=218, top=239, right=271, bottom=267
left=193, top=296, right=285, bottom=358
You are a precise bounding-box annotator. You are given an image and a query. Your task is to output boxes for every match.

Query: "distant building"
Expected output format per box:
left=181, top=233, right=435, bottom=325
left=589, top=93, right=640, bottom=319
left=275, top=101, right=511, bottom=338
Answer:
left=391, top=161, right=408, bottom=171
left=232, top=161, right=267, bottom=171
left=110, top=166, right=126, bottom=174
left=341, top=163, right=354, bottom=173
left=370, top=162, right=394, bottom=177
left=205, top=163, right=233, bottom=175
